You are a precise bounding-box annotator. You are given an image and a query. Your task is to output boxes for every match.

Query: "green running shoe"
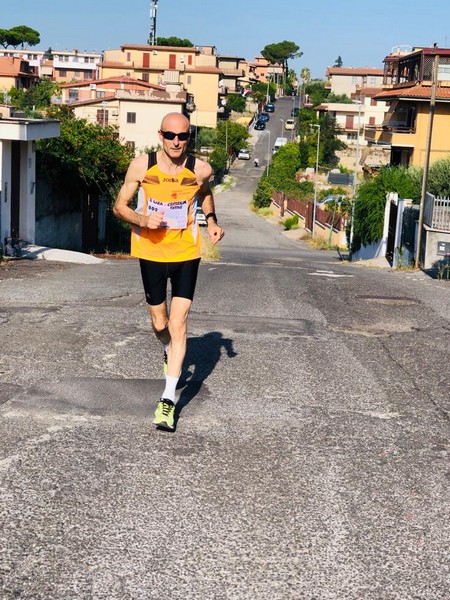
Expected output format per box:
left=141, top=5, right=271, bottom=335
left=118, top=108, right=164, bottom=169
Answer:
left=153, top=399, right=175, bottom=430
left=163, top=350, right=168, bottom=376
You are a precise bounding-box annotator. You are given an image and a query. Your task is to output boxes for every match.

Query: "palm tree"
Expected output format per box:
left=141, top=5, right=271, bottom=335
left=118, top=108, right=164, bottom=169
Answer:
left=301, top=67, right=311, bottom=84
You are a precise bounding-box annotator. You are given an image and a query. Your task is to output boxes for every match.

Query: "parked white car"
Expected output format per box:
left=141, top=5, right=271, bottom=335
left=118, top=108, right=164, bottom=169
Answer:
left=285, top=118, right=295, bottom=130
left=238, top=149, right=250, bottom=160
left=196, top=206, right=207, bottom=226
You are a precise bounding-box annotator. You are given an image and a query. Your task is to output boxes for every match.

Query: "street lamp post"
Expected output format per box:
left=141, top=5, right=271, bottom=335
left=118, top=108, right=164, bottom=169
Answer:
left=194, top=108, right=198, bottom=151
left=349, top=100, right=363, bottom=254
left=279, top=119, right=284, bottom=137
left=266, top=130, right=271, bottom=176
left=312, top=124, right=320, bottom=238
left=266, top=73, right=271, bottom=105
left=225, top=121, right=229, bottom=171
left=102, top=101, right=108, bottom=128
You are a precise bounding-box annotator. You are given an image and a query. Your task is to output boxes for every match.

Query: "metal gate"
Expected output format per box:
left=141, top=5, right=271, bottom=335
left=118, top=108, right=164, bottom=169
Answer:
left=386, top=201, right=398, bottom=265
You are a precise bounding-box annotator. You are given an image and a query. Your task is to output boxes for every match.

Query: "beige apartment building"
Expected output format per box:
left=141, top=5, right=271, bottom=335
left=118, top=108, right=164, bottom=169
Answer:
left=0, top=49, right=102, bottom=82
left=241, top=56, right=283, bottom=84
left=317, top=90, right=389, bottom=145
left=99, top=44, right=221, bottom=128
left=326, top=67, right=384, bottom=97
left=216, top=55, right=245, bottom=94
left=57, top=76, right=188, bottom=154
left=0, top=56, right=38, bottom=92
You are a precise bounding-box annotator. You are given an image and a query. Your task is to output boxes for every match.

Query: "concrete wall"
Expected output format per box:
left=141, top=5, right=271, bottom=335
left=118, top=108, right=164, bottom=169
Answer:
left=313, top=219, right=347, bottom=248
left=0, top=139, right=11, bottom=244
left=422, top=227, right=450, bottom=270
left=35, top=212, right=82, bottom=251
left=0, top=139, right=36, bottom=244
left=352, top=199, right=390, bottom=261
left=20, top=140, right=36, bottom=243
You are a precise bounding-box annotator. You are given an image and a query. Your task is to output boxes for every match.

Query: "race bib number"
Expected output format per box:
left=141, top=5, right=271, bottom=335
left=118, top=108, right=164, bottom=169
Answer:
left=147, top=198, right=188, bottom=229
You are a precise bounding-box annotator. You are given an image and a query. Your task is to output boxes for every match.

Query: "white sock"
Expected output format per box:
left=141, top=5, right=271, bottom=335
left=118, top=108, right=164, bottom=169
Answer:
left=162, top=376, right=179, bottom=403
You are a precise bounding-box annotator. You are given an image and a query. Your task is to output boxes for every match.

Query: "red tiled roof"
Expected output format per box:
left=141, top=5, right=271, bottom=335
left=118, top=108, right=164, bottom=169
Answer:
left=217, top=54, right=245, bottom=60
left=383, top=47, right=450, bottom=61
left=99, top=61, right=133, bottom=68
left=0, top=56, right=37, bottom=78
left=65, top=92, right=184, bottom=108
left=316, top=103, right=361, bottom=111
left=120, top=44, right=199, bottom=53
left=374, top=84, right=450, bottom=101
left=359, top=86, right=384, bottom=96
left=327, top=67, right=384, bottom=76
left=185, top=66, right=221, bottom=74
left=66, top=94, right=116, bottom=107
left=60, top=76, right=164, bottom=91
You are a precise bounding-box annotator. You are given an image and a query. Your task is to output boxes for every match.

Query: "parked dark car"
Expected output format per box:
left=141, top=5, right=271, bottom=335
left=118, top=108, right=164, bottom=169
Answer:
left=265, top=103, right=275, bottom=112
left=254, top=120, right=266, bottom=130
left=258, top=112, right=270, bottom=122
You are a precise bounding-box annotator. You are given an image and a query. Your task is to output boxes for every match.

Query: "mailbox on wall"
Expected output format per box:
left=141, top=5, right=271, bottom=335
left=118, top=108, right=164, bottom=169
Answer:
left=437, top=241, right=450, bottom=255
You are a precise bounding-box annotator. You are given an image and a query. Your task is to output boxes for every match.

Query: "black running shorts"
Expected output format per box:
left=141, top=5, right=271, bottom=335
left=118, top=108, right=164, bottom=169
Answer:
left=139, top=258, right=201, bottom=305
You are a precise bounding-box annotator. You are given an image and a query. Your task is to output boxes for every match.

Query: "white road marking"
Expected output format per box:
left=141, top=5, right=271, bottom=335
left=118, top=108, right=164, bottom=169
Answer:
left=308, top=272, right=354, bottom=278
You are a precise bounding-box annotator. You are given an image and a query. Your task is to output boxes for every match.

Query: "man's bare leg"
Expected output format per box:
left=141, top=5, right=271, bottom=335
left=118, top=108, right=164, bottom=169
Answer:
left=150, top=297, right=192, bottom=430
left=147, top=301, right=171, bottom=346
left=166, top=296, right=192, bottom=378
left=148, top=295, right=191, bottom=389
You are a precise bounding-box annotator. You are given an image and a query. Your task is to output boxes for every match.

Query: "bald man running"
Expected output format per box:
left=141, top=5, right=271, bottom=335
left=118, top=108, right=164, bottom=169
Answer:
left=114, top=112, right=224, bottom=430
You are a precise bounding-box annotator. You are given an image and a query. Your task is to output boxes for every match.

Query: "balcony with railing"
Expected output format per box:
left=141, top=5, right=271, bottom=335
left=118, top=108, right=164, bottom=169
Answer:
left=383, top=50, right=450, bottom=87
left=218, top=67, right=244, bottom=76
left=365, top=114, right=416, bottom=145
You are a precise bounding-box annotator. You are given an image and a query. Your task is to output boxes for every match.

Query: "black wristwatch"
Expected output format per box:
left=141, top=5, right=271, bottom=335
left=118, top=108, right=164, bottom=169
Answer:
left=205, top=212, right=218, bottom=224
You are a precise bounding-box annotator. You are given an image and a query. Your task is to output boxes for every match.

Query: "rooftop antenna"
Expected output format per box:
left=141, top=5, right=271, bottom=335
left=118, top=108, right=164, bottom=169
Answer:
left=148, top=0, right=158, bottom=46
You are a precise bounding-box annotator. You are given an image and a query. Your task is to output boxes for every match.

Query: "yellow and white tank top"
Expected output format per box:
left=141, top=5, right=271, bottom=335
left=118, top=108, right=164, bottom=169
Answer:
left=131, top=152, right=202, bottom=262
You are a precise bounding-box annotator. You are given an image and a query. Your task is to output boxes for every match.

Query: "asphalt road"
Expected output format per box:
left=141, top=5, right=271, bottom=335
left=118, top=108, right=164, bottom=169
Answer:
left=1, top=111, right=449, bottom=599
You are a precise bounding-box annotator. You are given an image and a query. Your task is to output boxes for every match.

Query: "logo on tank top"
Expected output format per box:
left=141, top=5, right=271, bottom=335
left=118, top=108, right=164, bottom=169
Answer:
left=163, top=177, right=179, bottom=183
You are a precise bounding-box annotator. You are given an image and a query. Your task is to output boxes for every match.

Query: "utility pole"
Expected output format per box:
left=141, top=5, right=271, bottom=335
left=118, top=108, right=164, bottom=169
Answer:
left=415, top=53, right=439, bottom=268
left=148, top=0, right=159, bottom=46
left=312, top=124, right=320, bottom=238
left=349, top=100, right=362, bottom=255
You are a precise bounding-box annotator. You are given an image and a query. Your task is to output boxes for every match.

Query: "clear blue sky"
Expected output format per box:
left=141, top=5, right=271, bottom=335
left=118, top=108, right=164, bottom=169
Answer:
left=5, top=0, right=450, bottom=78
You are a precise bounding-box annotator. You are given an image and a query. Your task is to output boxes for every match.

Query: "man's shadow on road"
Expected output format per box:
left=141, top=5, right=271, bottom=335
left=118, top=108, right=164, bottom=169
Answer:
left=175, top=331, right=237, bottom=422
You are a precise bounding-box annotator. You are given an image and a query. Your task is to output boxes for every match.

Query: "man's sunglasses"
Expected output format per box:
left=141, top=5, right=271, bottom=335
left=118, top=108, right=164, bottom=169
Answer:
left=160, top=130, right=190, bottom=141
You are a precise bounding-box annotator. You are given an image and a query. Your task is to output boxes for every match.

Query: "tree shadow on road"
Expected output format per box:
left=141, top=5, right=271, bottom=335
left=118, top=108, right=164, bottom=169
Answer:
left=175, top=331, right=237, bottom=420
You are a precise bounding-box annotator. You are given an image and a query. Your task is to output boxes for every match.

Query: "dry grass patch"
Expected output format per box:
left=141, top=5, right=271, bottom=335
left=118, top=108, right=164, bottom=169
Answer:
left=200, top=230, right=221, bottom=261
left=306, top=237, right=347, bottom=252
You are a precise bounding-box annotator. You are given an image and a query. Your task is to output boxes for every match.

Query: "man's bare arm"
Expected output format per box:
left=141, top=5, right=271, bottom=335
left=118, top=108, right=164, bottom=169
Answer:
left=195, top=160, right=224, bottom=245
left=113, top=155, right=165, bottom=230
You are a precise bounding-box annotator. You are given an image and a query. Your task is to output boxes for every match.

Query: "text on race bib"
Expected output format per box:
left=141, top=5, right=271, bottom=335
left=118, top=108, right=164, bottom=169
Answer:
left=147, top=198, right=188, bottom=229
